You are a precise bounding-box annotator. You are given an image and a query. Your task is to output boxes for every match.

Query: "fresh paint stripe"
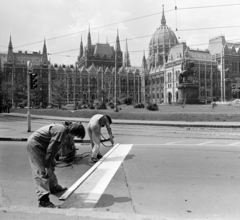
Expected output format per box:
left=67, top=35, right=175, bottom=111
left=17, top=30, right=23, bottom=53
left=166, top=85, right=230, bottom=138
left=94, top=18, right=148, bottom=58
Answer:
left=67, top=144, right=133, bottom=209
left=228, top=142, right=240, bottom=146
left=59, top=143, right=120, bottom=201
left=197, top=141, right=215, bottom=145
left=163, top=141, right=183, bottom=145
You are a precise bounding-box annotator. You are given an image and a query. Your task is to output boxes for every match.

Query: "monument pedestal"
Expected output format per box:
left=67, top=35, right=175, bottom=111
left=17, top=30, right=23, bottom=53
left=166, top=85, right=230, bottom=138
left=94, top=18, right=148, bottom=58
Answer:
left=177, top=83, right=199, bottom=104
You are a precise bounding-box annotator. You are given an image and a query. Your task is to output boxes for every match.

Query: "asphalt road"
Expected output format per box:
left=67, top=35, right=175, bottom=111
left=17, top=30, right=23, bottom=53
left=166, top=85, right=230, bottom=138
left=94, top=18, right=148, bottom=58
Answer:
left=1, top=118, right=240, bottom=219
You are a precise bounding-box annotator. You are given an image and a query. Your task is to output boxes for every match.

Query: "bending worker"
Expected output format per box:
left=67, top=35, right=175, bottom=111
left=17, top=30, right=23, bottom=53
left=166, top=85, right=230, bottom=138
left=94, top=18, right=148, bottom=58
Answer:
left=88, top=114, right=114, bottom=163
left=27, top=122, right=85, bottom=208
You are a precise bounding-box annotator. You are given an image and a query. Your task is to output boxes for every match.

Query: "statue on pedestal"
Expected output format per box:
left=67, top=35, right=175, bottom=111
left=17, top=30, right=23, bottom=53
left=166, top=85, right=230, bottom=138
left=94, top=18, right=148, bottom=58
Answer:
left=178, top=61, right=195, bottom=84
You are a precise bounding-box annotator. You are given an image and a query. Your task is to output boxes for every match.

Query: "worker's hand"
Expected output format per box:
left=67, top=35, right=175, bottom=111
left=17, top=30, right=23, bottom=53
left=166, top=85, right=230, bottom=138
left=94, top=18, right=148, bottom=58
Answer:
left=110, top=135, right=114, bottom=145
left=52, top=159, right=56, bottom=167
left=43, top=168, right=50, bottom=178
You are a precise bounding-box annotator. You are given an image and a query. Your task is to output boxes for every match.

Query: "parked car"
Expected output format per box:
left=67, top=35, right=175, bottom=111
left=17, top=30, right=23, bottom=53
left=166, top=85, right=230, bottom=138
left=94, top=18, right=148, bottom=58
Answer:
left=62, top=104, right=75, bottom=110
left=17, top=103, right=25, bottom=109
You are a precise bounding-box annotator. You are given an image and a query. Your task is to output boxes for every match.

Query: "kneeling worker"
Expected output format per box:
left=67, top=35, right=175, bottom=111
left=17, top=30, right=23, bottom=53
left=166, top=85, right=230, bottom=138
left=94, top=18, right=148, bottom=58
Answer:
left=27, top=122, right=85, bottom=208
left=88, top=114, right=114, bottom=163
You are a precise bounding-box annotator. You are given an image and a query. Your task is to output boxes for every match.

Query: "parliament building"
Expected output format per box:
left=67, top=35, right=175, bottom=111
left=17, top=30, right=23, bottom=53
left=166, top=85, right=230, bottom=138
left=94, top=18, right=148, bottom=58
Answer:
left=1, top=6, right=240, bottom=107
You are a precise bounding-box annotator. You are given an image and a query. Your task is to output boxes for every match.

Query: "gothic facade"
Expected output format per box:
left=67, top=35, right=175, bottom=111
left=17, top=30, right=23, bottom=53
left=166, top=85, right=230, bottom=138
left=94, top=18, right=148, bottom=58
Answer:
left=1, top=5, right=240, bottom=107
left=0, top=36, right=49, bottom=107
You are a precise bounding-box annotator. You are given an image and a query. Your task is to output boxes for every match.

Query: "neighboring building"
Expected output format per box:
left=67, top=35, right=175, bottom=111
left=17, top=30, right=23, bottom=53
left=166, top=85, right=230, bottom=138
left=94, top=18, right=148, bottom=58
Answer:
left=1, top=36, right=50, bottom=107
left=164, top=43, right=219, bottom=104
left=0, top=53, right=7, bottom=105
left=146, top=5, right=240, bottom=104
left=208, top=36, right=240, bottom=100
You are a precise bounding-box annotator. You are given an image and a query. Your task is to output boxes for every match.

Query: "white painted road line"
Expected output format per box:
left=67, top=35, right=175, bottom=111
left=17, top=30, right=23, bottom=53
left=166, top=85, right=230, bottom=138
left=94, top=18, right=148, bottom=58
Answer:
left=197, top=141, right=215, bottom=145
left=163, top=141, right=183, bottom=145
left=67, top=144, right=133, bottom=209
left=59, top=143, right=120, bottom=201
left=228, top=142, right=240, bottom=146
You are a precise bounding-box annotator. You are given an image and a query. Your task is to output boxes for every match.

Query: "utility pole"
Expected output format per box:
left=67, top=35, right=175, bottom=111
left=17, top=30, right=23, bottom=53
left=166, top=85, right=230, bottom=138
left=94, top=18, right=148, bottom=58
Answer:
left=114, top=50, right=118, bottom=112
left=11, top=67, right=14, bottom=108
left=138, top=75, right=140, bottom=103
left=27, top=61, right=32, bottom=132
left=74, top=62, right=77, bottom=108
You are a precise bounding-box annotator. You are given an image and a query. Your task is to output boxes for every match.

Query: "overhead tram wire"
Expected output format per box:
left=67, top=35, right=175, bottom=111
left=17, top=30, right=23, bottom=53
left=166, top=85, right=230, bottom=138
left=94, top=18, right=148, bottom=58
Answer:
left=11, top=3, right=240, bottom=50
left=9, top=32, right=240, bottom=58
left=47, top=36, right=240, bottom=60
left=176, top=3, right=240, bottom=11
left=13, top=9, right=173, bottom=49
left=48, top=24, right=240, bottom=57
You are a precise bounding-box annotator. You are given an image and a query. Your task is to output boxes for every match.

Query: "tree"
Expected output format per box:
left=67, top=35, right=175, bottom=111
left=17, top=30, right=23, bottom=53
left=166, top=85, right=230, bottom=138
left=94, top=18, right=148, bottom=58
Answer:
left=51, top=77, right=66, bottom=108
left=0, top=81, right=12, bottom=105
left=30, top=89, right=42, bottom=107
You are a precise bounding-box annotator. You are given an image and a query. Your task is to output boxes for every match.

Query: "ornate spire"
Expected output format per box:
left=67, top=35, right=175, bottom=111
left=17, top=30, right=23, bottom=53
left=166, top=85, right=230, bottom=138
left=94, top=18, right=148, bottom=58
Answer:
left=8, top=35, right=13, bottom=50
left=7, top=35, right=14, bottom=63
left=41, top=39, right=48, bottom=65
left=123, top=38, right=130, bottom=67
left=142, top=51, right=147, bottom=70
left=161, top=5, right=166, bottom=25
left=79, top=35, right=83, bottom=58
left=115, top=29, right=121, bottom=52
left=43, top=38, right=47, bottom=54
left=87, top=25, right=92, bottom=50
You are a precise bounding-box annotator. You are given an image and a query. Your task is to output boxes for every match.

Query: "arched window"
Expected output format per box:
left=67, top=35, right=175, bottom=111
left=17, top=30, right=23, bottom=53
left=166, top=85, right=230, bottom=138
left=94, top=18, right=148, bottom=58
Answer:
left=90, top=77, right=97, bottom=90
left=121, top=78, right=127, bottom=94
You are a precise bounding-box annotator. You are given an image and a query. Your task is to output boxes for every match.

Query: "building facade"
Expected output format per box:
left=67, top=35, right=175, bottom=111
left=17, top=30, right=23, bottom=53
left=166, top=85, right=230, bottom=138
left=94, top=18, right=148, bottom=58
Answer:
left=0, top=36, right=49, bottom=107
left=1, top=5, right=240, bottom=107
left=146, top=6, right=240, bottom=104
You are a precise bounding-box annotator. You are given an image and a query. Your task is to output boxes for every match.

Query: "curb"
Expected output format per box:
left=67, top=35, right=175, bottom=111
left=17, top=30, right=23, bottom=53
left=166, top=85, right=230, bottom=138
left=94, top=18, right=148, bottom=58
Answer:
left=113, top=122, right=240, bottom=128
left=2, top=113, right=240, bottom=128
left=0, top=137, right=28, bottom=141
left=0, top=137, right=91, bottom=142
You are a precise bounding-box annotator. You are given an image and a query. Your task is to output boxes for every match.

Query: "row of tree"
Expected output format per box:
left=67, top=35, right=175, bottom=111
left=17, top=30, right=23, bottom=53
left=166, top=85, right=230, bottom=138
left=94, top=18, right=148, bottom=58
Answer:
left=0, top=81, right=41, bottom=108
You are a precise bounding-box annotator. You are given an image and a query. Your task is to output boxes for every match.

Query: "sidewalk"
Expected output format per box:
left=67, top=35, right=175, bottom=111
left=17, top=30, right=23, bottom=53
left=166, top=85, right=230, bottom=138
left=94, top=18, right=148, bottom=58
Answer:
left=1, top=112, right=240, bottom=141
left=3, top=112, right=240, bottom=127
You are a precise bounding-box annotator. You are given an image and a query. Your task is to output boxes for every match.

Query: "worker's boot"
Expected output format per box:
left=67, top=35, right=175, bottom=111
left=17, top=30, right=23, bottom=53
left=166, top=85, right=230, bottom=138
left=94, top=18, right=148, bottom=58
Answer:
left=97, top=154, right=103, bottom=159
left=39, top=195, right=59, bottom=208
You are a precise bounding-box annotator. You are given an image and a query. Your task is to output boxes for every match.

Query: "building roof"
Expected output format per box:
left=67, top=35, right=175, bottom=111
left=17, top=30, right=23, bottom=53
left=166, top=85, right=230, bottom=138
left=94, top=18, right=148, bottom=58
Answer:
left=13, top=51, right=42, bottom=66
left=187, top=49, right=212, bottom=60
left=94, top=43, right=114, bottom=57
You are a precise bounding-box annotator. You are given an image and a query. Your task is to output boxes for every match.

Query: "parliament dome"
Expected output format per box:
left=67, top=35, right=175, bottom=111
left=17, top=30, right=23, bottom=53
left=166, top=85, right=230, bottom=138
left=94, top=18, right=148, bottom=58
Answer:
left=149, top=6, right=178, bottom=47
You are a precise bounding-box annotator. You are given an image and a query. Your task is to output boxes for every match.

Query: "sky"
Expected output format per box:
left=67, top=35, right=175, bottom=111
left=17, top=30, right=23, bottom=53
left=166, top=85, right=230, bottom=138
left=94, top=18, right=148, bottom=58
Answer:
left=0, top=0, right=240, bottom=67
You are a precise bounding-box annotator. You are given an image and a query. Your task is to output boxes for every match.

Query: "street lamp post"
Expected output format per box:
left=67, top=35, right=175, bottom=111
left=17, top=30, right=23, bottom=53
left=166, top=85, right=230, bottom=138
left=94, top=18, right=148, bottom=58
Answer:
left=27, top=61, right=32, bottom=132
left=74, top=62, right=77, bottom=108
left=11, top=67, right=14, bottom=108
left=114, top=51, right=118, bottom=112
left=138, top=75, right=140, bottom=103
left=66, top=74, right=69, bottom=104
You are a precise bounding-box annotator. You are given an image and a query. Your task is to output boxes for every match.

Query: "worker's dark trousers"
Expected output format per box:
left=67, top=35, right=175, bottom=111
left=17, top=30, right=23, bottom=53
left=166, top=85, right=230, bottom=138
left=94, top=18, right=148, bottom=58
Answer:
left=27, top=138, right=59, bottom=200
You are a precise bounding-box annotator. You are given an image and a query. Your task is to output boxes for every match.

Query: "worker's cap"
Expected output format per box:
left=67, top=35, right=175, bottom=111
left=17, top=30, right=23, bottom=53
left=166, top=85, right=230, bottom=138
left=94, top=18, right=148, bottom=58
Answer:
left=105, top=115, right=112, bottom=124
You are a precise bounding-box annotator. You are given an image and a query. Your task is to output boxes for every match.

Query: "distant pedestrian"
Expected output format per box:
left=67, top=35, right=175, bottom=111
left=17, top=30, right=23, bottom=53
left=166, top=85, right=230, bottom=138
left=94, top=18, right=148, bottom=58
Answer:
left=27, top=122, right=85, bottom=208
left=2, top=104, right=6, bottom=112
left=6, top=104, right=10, bottom=113
left=211, top=102, right=217, bottom=109
left=87, top=114, right=114, bottom=163
left=181, top=100, right=185, bottom=108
